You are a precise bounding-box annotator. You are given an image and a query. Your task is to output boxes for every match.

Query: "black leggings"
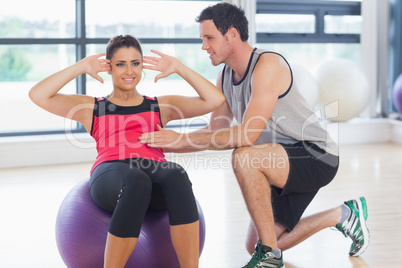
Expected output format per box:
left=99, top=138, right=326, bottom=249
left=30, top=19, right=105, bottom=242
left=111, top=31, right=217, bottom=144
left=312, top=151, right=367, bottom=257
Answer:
left=89, top=159, right=199, bottom=238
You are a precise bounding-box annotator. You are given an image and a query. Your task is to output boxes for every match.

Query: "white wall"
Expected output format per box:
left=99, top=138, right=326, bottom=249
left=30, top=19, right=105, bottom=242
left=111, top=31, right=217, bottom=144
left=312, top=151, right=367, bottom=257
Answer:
left=360, top=0, right=391, bottom=117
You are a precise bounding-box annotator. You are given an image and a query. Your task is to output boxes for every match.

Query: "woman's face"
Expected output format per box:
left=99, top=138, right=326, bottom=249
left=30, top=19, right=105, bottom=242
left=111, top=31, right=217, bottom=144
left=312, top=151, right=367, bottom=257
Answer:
left=109, top=46, right=143, bottom=91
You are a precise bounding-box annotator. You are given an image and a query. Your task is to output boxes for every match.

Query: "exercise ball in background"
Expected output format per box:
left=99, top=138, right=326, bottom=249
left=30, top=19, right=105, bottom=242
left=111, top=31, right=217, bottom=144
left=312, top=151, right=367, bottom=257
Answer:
left=314, top=59, right=370, bottom=122
left=291, top=63, right=319, bottom=108
left=393, top=73, right=402, bottom=114
left=55, top=179, right=206, bottom=268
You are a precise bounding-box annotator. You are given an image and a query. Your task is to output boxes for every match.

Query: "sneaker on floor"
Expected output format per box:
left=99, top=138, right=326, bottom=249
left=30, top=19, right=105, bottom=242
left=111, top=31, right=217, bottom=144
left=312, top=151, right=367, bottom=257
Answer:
left=242, top=240, right=284, bottom=268
left=335, top=196, right=370, bottom=256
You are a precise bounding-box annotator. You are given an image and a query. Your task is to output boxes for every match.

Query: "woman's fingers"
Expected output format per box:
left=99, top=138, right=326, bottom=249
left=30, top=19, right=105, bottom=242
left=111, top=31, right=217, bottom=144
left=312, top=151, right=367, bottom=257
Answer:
left=96, top=52, right=107, bottom=58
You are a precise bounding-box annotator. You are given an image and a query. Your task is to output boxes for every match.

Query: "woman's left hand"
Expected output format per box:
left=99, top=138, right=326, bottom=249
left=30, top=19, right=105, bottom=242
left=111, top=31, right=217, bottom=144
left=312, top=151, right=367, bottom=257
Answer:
left=142, top=50, right=181, bottom=82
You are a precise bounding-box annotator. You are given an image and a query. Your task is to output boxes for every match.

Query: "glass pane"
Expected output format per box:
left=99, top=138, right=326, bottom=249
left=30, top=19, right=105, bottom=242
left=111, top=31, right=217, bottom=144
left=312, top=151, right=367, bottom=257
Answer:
left=85, top=0, right=219, bottom=38
left=0, top=0, right=75, bottom=38
left=256, top=43, right=361, bottom=70
left=325, top=15, right=362, bottom=34
left=0, top=45, right=76, bottom=134
left=256, top=14, right=315, bottom=33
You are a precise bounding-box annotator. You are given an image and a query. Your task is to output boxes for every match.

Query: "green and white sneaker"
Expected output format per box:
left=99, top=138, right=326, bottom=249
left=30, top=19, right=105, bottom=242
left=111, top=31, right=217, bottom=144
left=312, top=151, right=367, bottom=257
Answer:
left=242, top=240, right=284, bottom=268
left=335, top=197, right=370, bottom=256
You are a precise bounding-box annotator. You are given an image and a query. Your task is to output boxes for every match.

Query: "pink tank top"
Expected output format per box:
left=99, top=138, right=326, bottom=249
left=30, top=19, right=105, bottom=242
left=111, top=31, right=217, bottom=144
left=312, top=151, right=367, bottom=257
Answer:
left=90, top=96, right=166, bottom=174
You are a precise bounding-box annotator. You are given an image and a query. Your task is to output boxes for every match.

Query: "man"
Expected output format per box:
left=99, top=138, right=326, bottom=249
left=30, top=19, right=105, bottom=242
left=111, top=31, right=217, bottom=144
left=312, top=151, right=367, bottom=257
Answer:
left=140, top=2, right=370, bottom=267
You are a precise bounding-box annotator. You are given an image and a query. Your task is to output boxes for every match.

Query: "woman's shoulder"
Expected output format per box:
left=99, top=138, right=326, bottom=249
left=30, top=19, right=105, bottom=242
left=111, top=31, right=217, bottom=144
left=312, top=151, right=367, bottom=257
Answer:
left=143, top=95, right=157, bottom=101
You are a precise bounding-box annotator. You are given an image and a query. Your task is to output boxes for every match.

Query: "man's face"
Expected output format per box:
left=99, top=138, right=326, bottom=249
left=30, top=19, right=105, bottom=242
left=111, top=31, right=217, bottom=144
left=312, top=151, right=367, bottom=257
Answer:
left=199, top=20, right=230, bottom=66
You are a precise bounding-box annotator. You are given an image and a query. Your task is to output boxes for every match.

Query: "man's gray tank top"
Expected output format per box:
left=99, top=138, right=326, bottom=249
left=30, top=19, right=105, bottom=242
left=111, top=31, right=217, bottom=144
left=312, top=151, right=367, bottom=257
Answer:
left=221, top=48, right=338, bottom=158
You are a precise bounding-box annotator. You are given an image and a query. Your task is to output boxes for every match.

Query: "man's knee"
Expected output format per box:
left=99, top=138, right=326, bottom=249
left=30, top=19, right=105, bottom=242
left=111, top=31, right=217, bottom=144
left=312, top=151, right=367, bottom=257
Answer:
left=231, top=146, right=253, bottom=174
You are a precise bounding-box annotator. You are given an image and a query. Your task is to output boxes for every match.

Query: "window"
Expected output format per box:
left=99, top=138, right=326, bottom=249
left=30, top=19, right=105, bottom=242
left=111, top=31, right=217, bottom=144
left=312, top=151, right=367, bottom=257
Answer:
left=255, top=0, right=362, bottom=70
left=85, top=1, right=206, bottom=39
left=0, top=44, right=76, bottom=133
left=0, top=1, right=75, bottom=38
left=0, top=0, right=77, bottom=136
left=0, top=0, right=220, bottom=137
left=256, top=14, right=316, bottom=34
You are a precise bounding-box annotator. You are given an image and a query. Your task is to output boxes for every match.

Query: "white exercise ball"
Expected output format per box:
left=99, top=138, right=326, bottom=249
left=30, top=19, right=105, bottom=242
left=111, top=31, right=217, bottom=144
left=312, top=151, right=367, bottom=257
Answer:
left=291, top=64, right=319, bottom=108
left=315, top=59, right=370, bottom=122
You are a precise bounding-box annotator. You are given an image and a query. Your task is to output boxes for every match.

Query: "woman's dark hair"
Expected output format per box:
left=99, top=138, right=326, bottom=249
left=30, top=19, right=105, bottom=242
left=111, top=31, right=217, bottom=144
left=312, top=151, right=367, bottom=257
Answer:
left=106, top=35, right=143, bottom=60
left=196, top=2, right=249, bottom=41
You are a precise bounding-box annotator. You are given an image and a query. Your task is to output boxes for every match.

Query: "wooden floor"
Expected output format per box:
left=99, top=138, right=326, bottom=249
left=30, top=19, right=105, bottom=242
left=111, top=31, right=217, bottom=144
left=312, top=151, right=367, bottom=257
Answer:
left=1, top=143, right=401, bottom=267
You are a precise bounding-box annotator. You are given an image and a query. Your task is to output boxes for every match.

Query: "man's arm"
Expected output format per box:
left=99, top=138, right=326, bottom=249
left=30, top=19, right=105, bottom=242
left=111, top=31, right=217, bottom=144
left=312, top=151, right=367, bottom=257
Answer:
left=148, top=99, right=234, bottom=153
left=140, top=53, right=291, bottom=151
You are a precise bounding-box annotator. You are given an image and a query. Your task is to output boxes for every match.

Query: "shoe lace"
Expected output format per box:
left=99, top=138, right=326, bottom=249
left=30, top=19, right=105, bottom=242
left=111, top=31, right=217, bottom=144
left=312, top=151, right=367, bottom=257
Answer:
left=333, top=212, right=363, bottom=244
left=243, top=245, right=267, bottom=268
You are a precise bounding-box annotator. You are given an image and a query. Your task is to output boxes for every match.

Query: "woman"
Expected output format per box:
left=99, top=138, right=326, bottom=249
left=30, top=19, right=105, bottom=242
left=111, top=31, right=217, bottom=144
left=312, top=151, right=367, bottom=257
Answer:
left=29, top=35, right=225, bottom=268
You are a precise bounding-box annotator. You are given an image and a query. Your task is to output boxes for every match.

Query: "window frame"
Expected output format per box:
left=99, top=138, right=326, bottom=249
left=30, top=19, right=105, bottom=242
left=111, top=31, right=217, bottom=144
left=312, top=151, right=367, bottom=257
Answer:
left=256, top=0, right=361, bottom=44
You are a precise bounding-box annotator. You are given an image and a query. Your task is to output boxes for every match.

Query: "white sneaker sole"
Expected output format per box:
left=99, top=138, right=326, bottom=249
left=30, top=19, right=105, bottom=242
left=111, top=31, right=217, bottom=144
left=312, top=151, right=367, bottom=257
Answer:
left=350, top=197, right=370, bottom=256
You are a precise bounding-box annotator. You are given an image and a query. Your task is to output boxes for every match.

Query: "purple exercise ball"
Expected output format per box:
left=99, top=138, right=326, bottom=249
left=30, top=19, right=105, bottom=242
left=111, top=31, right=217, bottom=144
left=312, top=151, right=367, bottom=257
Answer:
left=55, top=179, right=206, bottom=268
left=393, top=73, right=402, bottom=113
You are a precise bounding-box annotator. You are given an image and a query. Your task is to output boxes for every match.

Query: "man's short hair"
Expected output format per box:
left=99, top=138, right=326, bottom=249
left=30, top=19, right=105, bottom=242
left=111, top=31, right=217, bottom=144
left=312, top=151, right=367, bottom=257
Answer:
left=196, top=2, right=249, bottom=41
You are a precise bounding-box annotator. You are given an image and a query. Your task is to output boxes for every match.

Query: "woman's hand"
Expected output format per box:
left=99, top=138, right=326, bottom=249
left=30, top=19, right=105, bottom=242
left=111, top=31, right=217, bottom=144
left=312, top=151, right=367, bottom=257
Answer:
left=142, top=50, right=182, bottom=82
left=80, top=53, right=111, bottom=83
left=29, top=52, right=110, bottom=127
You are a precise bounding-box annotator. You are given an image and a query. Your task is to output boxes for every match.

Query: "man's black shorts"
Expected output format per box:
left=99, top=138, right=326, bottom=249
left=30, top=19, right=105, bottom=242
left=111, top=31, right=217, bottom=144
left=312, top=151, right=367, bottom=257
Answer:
left=271, top=141, right=339, bottom=231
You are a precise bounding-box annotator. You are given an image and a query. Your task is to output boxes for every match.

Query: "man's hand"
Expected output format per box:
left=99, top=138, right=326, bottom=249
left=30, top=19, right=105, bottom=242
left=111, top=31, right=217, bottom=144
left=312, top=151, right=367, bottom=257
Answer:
left=139, top=125, right=184, bottom=149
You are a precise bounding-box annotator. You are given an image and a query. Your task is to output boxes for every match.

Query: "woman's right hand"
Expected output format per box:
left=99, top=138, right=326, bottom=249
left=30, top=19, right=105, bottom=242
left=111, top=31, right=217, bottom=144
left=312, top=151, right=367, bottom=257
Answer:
left=80, top=53, right=111, bottom=83
left=29, top=53, right=111, bottom=129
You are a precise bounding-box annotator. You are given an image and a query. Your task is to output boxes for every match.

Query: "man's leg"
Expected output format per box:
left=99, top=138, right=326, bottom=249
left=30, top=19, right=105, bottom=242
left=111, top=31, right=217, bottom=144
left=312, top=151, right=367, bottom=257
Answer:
left=247, top=198, right=369, bottom=257
left=245, top=206, right=342, bottom=254
left=232, top=143, right=289, bottom=266
left=235, top=142, right=342, bottom=254
left=276, top=207, right=341, bottom=250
